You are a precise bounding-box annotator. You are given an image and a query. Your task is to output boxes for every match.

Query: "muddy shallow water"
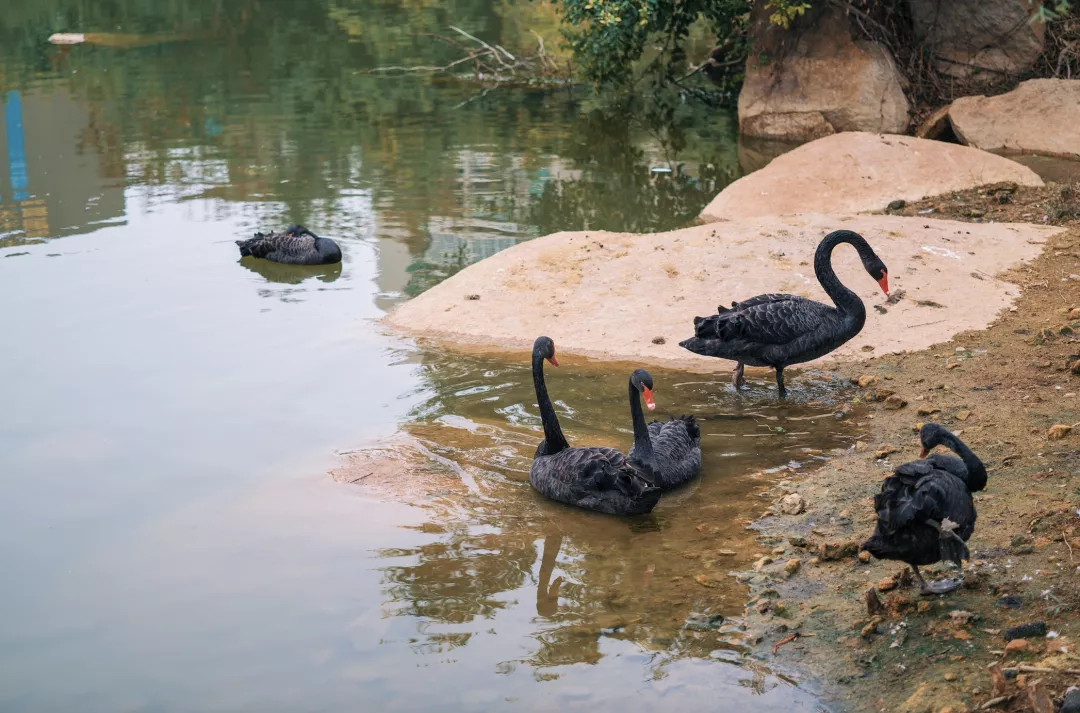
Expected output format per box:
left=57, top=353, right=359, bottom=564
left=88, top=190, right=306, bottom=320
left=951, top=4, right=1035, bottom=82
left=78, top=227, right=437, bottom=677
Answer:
left=1, top=2, right=851, bottom=711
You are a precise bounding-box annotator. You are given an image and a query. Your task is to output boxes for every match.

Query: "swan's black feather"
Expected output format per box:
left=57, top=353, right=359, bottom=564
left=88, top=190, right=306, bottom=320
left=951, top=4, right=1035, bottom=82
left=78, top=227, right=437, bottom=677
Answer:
left=862, top=426, right=983, bottom=569
left=679, top=231, right=885, bottom=393
left=530, top=446, right=660, bottom=515
left=236, top=226, right=342, bottom=265
left=630, top=415, right=701, bottom=490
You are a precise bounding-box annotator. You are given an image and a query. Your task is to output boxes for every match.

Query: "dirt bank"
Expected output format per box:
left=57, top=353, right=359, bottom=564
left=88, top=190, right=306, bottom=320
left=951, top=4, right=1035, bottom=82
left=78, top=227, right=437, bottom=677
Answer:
left=737, top=184, right=1080, bottom=713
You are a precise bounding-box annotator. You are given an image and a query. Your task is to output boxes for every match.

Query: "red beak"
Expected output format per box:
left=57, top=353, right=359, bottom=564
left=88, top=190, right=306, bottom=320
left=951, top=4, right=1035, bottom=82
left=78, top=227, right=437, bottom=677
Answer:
left=642, top=386, right=656, bottom=411
left=878, top=273, right=890, bottom=296
left=919, top=447, right=929, bottom=458
left=548, top=354, right=559, bottom=367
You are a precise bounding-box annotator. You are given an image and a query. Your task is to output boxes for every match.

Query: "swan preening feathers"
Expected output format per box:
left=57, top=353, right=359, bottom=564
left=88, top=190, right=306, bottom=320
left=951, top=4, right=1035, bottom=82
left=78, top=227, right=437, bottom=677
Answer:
left=862, top=424, right=986, bottom=595
left=236, top=225, right=342, bottom=265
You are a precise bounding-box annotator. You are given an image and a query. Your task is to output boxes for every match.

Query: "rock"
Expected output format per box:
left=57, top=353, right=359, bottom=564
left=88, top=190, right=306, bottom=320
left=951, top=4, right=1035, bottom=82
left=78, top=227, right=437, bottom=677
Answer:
left=909, top=0, right=1045, bottom=79
left=949, top=610, right=974, bottom=626
left=1048, top=424, right=1073, bottom=440
left=877, top=577, right=898, bottom=592
left=861, top=616, right=884, bottom=638
left=988, top=663, right=1007, bottom=697
left=955, top=410, right=971, bottom=421
left=950, top=79, right=1080, bottom=158
left=886, top=199, right=906, bottom=211
left=788, top=536, right=808, bottom=548
left=753, top=556, right=774, bottom=569
left=854, top=440, right=869, bottom=453
left=917, top=407, right=941, bottom=416
left=1004, top=639, right=1029, bottom=653
left=858, top=550, right=871, bottom=564
left=884, top=395, right=907, bottom=410
left=695, top=574, right=722, bottom=588
left=943, top=672, right=956, bottom=682
left=699, top=133, right=1042, bottom=222
left=755, top=599, right=772, bottom=615
left=857, top=374, right=878, bottom=388
left=819, top=541, right=859, bottom=561
left=887, top=594, right=913, bottom=616
left=1003, top=622, right=1047, bottom=640
left=1060, top=688, right=1080, bottom=713
left=866, top=587, right=884, bottom=615
left=784, top=558, right=801, bottom=576
left=1069, top=359, right=1080, bottom=375
left=739, top=5, right=908, bottom=141
left=779, top=493, right=806, bottom=515
left=1027, top=680, right=1055, bottom=713
left=874, top=445, right=899, bottom=459
left=998, top=594, right=1023, bottom=610
left=387, top=214, right=1061, bottom=369
left=808, top=556, right=821, bottom=566
left=915, top=104, right=953, bottom=140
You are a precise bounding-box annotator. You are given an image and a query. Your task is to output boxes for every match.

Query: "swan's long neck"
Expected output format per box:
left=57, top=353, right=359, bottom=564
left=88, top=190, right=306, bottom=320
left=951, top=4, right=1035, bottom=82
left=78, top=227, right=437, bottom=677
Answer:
left=814, top=230, right=871, bottom=321
left=629, top=379, right=654, bottom=464
left=942, top=432, right=987, bottom=492
left=532, top=351, right=569, bottom=454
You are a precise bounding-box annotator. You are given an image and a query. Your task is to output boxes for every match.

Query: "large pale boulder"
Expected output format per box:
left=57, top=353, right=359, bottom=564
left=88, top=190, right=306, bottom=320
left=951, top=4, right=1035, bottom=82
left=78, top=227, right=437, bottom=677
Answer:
left=739, top=7, right=909, bottom=141
left=699, top=132, right=1043, bottom=223
left=385, top=214, right=1062, bottom=370
left=949, top=79, right=1080, bottom=159
left=908, top=0, right=1045, bottom=78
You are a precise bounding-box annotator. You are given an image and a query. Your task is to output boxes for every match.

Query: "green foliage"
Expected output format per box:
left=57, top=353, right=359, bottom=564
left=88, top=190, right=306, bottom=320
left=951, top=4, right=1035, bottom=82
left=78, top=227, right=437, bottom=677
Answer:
left=764, top=0, right=810, bottom=29
left=1032, top=0, right=1072, bottom=22
left=556, top=0, right=752, bottom=97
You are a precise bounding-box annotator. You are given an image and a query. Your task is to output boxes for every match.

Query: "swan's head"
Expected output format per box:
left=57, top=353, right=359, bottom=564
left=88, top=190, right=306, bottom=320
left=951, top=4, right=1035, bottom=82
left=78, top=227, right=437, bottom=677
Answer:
left=631, top=368, right=655, bottom=411
left=533, top=336, right=559, bottom=367
left=861, top=254, right=889, bottom=296
left=918, top=422, right=953, bottom=458
left=285, top=224, right=313, bottom=237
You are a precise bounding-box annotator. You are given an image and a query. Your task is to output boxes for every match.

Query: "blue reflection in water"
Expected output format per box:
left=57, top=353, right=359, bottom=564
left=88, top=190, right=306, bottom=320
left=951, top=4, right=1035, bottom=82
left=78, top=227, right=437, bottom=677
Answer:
left=5, top=91, right=29, bottom=202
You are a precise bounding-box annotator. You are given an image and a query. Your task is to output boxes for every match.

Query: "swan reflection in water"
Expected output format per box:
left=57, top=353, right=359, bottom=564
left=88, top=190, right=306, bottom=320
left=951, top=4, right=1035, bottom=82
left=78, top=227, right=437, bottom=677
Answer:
left=536, top=534, right=563, bottom=618
left=238, top=255, right=342, bottom=285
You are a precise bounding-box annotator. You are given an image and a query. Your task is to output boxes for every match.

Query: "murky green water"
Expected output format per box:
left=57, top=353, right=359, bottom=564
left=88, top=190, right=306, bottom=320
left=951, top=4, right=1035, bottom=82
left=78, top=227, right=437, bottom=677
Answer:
left=0, top=3, right=849, bottom=712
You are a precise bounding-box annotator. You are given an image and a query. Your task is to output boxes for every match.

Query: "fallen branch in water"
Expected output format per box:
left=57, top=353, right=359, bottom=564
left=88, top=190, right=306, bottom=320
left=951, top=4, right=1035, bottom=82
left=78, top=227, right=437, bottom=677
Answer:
left=362, top=26, right=570, bottom=86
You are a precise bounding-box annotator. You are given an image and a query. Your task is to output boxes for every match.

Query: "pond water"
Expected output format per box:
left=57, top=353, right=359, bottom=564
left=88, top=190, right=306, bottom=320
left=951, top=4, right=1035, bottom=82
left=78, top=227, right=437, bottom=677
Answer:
left=0, top=2, right=850, bottom=712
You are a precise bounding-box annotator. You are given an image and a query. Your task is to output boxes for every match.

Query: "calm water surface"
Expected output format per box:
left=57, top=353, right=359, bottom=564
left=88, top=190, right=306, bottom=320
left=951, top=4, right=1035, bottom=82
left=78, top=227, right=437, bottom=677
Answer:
left=0, top=3, right=850, bottom=711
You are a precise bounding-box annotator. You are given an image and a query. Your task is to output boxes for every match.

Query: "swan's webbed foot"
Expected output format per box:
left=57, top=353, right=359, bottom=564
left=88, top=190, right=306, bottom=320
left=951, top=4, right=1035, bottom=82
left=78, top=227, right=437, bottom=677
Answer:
left=732, top=363, right=746, bottom=389
left=775, top=367, right=787, bottom=398
left=920, top=578, right=961, bottom=595
left=911, top=565, right=960, bottom=595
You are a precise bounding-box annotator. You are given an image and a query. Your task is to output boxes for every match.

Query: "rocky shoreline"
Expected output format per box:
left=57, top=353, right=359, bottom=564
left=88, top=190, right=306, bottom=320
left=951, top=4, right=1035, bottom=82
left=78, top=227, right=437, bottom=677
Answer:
left=733, top=186, right=1079, bottom=713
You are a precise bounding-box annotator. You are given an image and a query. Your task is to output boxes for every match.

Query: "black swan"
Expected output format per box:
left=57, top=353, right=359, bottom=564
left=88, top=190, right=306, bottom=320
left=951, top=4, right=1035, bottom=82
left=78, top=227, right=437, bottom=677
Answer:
left=529, top=337, right=661, bottom=515
left=679, top=230, right=889, bottom=397
left=235, top=225, right=342, bottom=265
left=861, top=424, right=986, bottom=595
left=625, top=369, right=702, bottom=490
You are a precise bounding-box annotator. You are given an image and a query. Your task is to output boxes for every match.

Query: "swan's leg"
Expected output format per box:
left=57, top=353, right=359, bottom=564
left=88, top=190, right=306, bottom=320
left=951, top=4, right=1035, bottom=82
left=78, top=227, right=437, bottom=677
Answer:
left=775, top=367, right=787, bottom=398
left=732, top=362, right=746, bottom=389
left=911, top=564, right=959, bottom=595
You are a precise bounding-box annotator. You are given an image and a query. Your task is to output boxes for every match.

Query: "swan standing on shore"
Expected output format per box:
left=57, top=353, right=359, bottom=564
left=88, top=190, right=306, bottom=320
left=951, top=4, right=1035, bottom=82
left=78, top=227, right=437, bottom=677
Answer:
left=679, top=230, right=889, bottom=397
left=861, top=424, right=986, bottom=595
